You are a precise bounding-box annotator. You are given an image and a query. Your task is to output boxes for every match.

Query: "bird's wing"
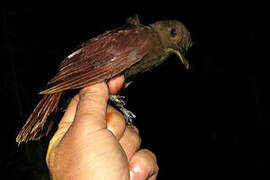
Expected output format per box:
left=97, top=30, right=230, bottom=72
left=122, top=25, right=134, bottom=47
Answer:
left=39, top=26, right=152, bottom=94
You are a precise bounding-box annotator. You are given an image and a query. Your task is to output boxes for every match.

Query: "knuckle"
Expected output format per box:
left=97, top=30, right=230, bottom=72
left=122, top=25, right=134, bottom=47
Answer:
left=142, top=149, right=158, bottom=163
left=80, top=83, right=109, bottom=99
left=130, top=130, right=141, bottom=146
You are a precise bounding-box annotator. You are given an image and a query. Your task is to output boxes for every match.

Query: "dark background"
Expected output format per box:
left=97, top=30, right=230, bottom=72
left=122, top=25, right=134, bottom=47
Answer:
left=0, top=4, right=267, bottom=180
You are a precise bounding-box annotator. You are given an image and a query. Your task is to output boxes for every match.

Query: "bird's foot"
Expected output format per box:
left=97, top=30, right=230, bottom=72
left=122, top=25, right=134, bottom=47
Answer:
left=120, top=107, right=136, bottom=125
left=109, top=95, right=126, bottom=106
left=109, top=95, right=136, bottom=126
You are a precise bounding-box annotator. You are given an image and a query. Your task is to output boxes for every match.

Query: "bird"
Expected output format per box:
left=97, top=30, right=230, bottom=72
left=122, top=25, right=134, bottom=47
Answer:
left=16, top=15, right=192, bottom=143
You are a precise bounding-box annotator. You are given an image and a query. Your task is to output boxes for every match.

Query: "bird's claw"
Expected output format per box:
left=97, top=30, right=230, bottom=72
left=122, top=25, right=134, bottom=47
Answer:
left=109, top=95, right=136, bottom=126
left=120, top=107, right=136, bottom=125
left=109, top=95, right=126, bottom=106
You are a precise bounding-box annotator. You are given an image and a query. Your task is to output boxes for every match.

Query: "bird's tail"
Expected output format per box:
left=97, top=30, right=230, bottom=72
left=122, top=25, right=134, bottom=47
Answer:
left=16, top=92, right=62, bottom=143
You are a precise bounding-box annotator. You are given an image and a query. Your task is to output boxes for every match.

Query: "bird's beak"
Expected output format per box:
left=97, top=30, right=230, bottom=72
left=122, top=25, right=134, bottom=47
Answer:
left=165, top=48, right=189, bottom=70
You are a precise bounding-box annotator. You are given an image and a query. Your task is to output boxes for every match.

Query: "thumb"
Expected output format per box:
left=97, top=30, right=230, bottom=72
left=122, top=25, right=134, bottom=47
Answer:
left=70, top=82, right=109, bottom=134
left=47, top=77, right=124, bottom=149
left=46, top=82, right=109, bottom=167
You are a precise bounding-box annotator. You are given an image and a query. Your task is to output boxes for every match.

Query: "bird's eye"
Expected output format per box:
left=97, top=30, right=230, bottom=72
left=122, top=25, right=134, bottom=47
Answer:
left=170, top=28, right=177, bottom=37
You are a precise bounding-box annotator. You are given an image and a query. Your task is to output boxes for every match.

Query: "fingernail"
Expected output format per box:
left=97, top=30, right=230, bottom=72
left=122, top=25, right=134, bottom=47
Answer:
left=130, top=166, right=141, bottom=180
left=130, top=170, right=134, bottom=180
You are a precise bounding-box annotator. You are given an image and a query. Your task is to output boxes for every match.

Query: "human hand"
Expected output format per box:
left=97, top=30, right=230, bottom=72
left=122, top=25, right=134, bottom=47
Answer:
left=46, top=75, right=158, bottom=180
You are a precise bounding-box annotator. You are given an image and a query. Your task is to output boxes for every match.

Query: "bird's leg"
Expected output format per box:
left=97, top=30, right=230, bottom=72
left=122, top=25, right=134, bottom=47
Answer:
left=109, top=95, right=136, bottom=126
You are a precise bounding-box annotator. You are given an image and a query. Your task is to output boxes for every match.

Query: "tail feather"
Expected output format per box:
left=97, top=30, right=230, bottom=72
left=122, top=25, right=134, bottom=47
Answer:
left=16, top=92, right=62, bottom=143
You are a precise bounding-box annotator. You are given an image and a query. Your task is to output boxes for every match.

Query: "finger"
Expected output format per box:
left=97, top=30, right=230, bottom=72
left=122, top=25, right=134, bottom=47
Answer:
left=119, top=126, right=141, bottom=160
left=106, top=105, right=126, bottom=139
left=59, top=94, right=79, bottom=126
left=71, top=82, right=109, bottom=133
left=129, top=149, right=159, bottom=180
left=47, top=94, right=79, bottom=153
left=107, top=74, right=125, bottom=94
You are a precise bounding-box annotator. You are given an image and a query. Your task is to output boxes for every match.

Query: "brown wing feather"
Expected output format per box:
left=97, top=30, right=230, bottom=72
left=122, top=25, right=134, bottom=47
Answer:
left=16, top=92, right=62, bottom=143
left=40, top=26, right=152, bottom=94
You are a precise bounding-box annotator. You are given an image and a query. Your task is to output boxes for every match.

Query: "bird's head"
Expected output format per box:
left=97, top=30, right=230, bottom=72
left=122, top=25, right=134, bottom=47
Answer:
left=151, top=20, right=192, bottom=69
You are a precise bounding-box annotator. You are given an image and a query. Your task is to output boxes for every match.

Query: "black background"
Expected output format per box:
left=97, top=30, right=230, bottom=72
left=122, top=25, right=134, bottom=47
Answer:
left=0, top=4, right=267, bottom=180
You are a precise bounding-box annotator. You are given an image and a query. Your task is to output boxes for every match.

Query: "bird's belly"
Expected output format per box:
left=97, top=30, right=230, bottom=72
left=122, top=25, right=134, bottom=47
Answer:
left=123, top=52, right=168, bottom=82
